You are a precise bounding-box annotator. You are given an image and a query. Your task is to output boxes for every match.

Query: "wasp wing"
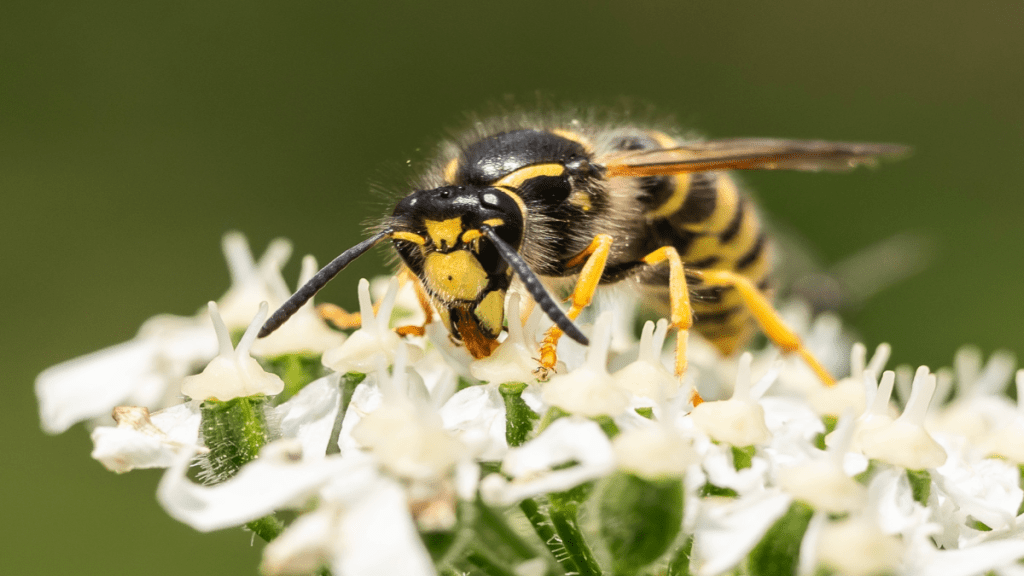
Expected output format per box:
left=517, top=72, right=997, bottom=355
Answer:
left=602, top=138, right=910, bottom=177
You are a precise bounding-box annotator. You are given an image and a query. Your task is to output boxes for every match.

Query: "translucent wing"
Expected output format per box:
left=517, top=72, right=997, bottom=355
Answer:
left=602, top=138, right=910, bottom=177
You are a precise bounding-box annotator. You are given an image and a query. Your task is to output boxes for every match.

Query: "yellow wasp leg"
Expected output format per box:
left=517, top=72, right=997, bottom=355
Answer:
left=319, top=268, right=434, bottom=336
left=395, top=270, right=435, bottom=337
left=640, top=246, right=693, bottom=378
left=318, top=302, right=364, bottom=330
left=539, top=234, right=614, bottom=370
left=699, top=269, right=836, bottom=387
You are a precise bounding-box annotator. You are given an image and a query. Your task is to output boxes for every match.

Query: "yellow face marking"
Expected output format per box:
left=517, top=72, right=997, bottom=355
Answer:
left=443, top=157, right=460, bottom=184
left=644, top=174, right=691, bottom=220
left=461, top=229, right=483, bottom=243
left=550, top=128, right=593, bottom=152
left=436, top=304, right=453, bottom=334
left=423, top=250, right=489, bottom=301
left=494, top=163, right=565, bottom=190
left=473, top=289, right=505, bottom=338
left=391, top=231, right=426, bottom=245
left=482, top=218, right=504, bottom=228
left=424, top=218, right=464, bottom=250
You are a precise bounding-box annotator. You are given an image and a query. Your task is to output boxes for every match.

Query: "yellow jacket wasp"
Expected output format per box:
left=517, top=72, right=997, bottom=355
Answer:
left=258, top=119, right=906, bottom=385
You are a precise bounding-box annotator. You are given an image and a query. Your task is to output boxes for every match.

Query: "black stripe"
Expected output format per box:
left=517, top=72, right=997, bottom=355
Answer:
left=672, top=173, right=717, bottom=224
left=685, top=255, right=720, bottom=269
left=691, top=285, right=732, bottom=304
left=719, top=197, right=746, bottom=242
left=736, top=233, right=767, bottom=270
left=638, top=176, right=674, bottom=209
left=695, top=306, right=743, bottom=324
left=695, top=323, right=748, bottom=339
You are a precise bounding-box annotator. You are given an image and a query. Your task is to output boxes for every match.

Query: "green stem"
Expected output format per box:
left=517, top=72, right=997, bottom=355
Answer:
left=500, top=382, right=537, bottom=447
left=549, top=502, right=602, bottom=576
left=466, top=551, right=518, bottom=576
left=326, top=372, right=366, bottom=456
left=1018, top=465, right=1024, bottom=516
left=521, top=498, right=578, bottom=575
left=476, top=499, right=537, bottom=561
left=907, top=469, right=932, bottom=505
left=666, top=536, right=693, bottom=576
left=268, top=353, right=325, bottom=402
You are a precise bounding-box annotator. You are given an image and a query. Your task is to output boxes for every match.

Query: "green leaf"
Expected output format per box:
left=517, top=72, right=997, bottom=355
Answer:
left=747, top=502, right=814, bottom=576
left=599, top=473, right=684, bottom=575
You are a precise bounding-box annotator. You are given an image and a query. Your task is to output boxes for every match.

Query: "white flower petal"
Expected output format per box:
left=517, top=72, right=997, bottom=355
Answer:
left=480, top=417, right=615, bottom=506
left=180, top=302, right=284, bottom=401
left=90, top=405, right=202, bottom=473
left=542, top=313, right=630, bottom=417
left=277, top=374, right=342, bottom=461
left=911, top=539, right=1024, bottom=576
left=261, top=505, right=336, bottom=576
left=470, top=293, right=541, bottom=385
left=333, top=475, right=436, bottom=576
left=158, top=440, right=354, bottom=531
left=440, top=384, right=508, bottom=461
left=816, top=514, right=904, bottom=576
left=613, top=421, right=697, bottom=479
left=322, top=278, right=423, bottom=374
left=250, top=255, right=348, bottom=357
left=37, top=338, right=163, bottom=434
left=691, top=490, right=793, bottom=576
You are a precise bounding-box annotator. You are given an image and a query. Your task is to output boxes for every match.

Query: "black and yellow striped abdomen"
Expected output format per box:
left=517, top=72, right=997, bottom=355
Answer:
left=631, top=132, right=772, bottom=355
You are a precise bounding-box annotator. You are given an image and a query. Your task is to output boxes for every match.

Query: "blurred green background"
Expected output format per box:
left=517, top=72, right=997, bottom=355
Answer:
left=3, top=1, right=1022, bottom=574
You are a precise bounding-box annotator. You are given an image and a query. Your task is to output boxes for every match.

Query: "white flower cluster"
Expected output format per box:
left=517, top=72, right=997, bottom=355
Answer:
left=36, top=234, right=1024, bottom=576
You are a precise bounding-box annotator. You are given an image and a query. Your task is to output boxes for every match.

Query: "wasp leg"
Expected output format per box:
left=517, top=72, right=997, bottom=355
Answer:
left=640, top=246, right=693, bottom=378
left=318, top=302, right=363, bottom=330
left=699, top=269, right=836, bottom=386
left=538, top=234, right=614, bottom=371
left=394, top=270, right=435, bottom=337
left=318, top=269, right=434, bottom=336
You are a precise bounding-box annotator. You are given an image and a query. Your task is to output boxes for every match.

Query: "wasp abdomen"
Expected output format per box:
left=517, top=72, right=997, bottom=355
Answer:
left=627, top=132, right=772, bottom=355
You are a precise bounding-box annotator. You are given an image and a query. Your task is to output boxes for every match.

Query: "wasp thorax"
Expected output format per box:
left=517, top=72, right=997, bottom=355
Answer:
left=390, top=185, right=526, bottom=357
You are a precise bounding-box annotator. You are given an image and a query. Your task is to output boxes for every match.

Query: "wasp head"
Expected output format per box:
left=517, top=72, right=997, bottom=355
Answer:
left=390, top=185, right=526, bottom=358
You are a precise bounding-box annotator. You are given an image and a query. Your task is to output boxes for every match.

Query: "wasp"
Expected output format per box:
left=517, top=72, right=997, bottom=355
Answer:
left=258, top=117, right=906, bottom=385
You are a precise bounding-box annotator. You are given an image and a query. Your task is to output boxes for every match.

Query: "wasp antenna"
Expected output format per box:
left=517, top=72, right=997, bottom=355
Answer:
left=258, top=230, right=392, bottom=338
left=481, top=226, right=589, bottom=346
